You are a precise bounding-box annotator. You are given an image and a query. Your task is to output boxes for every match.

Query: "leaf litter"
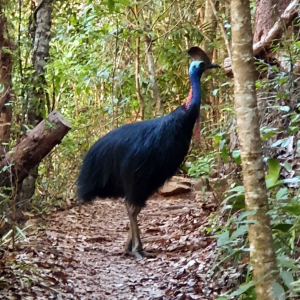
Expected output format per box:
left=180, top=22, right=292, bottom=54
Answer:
left=0, top=191, right=229, bottom=300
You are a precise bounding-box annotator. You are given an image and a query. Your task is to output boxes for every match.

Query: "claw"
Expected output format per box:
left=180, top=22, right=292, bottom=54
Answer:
left=131, top=249, right=156, bottom=259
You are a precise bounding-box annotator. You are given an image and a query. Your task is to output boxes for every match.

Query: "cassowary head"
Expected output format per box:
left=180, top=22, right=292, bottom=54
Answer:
left=188, top=46, right=220, bottom=76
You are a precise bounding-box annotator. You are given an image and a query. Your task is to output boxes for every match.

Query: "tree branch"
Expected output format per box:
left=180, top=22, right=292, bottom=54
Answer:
left=153, top=0, right=194, bottom=42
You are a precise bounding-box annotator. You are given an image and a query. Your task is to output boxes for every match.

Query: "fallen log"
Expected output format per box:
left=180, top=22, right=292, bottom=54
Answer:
left=0, top=110, right=71, bottom=186
left=224, top=0, right=299, bottom=77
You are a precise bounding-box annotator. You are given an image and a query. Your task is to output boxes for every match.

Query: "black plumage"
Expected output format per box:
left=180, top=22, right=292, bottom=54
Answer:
left=77, top=106, right=197, bottom=206
left=77, top=47, right=220, bottom=259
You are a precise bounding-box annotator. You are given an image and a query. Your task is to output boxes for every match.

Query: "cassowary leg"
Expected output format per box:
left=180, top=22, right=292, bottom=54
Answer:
left=125, top=202, right=142, bottom=253
left=125, top=224, right=132, bottom=252
left=125, top=202, right=155, bottom=259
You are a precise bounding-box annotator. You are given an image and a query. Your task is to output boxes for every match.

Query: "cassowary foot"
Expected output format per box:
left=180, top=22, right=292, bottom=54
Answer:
left=125, top=240, right=132, bottom=253
left=125, top=242, right=156, bottom=259
left=137, top=250, right=156, bottom=258
left=129, top=249, right=156, bottom=260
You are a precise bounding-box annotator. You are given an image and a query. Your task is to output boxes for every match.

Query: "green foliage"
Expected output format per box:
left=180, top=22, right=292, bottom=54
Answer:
left=266, top=158, right=281, bottom=189
left=186, top=150, right=217, bottom=178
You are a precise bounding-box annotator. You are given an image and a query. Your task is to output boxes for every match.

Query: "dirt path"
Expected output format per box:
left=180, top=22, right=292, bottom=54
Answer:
left=1, top=193, right=221, bottom=300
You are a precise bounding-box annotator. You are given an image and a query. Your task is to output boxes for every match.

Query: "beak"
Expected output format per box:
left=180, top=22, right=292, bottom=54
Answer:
left=206, top=63, right=221, bottom=70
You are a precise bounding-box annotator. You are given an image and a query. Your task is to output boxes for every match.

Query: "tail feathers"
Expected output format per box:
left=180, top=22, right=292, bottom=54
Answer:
left=77, top=187, right=97, bottom=202
left=76, top=153, right=100, bottom=202
left=77, top=138, right=124, bottom=201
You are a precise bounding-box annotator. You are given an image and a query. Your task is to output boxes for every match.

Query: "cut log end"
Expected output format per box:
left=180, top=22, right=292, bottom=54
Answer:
left=49, top=110, right=72, bottom=129
left=0, top=110, right=72, bottom=186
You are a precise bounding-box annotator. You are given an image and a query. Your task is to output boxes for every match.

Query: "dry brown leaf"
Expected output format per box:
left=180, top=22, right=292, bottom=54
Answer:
left=23, top=211, right=35, bottom=217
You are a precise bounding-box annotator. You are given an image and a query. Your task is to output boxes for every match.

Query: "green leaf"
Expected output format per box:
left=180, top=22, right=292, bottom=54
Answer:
left=221, top=82, right=229, bottom=87
left=273, top=224, right=293, bottom=232
left=272, top=281, right=285, bottom=300
left=271, top=177, right=300, bottom=189
left=1, top=165, right=7, bottom=172
left=232, top=149, right=241, bottom=164
left=281, top=203, right=300, bottom=215
left=262, top=131, right=277, bottom=141
left=288, top=126, right=299, bottom=134
left=214, top=135, right=222, bottom=145
left=2, top=47, right=13, bottom=55
left=221, top=145, right=229, bottom=163
left=277, top=256, right=298, bottom=270
left=228, top=185, right=244, bottom=193
left=1, top=229, right=13, bottom=242
left=272, top=105, right=290, bottom=112
left=230, top=225, right=248, bottom=240
left=212, top=89, right=218, bottom=96
left=107, top=0, right=115, bottom=13
left=221, top=107, right=236, bottom=114
left=272, top=139, right=284, bottom=148
left=265, top=158, right=281, bottom=189
left=219, top=139, right=226, bottom=150
left=279, top=106, right=290, bottom=112
left=281, top=137, right=291, bottom=148
left=215, top=231, right=230, bottom=246
left=16, top=226, right=27, bottom=239
left=284, top=161, right=292, bottom=172
left=237, top=210, right=257, bottom=221
left=297, top=140, right=300, bottom=153
left=276, top=188, right=288, bottom=200
left=230, top=281, right=255, bottom=296
left=0, top=84, right=4, bottom=93
left=280, top=271, right=294, bottom=291
left=291, top=113, right=300, bottom=123
left=295, top=41, right=300, bottom=49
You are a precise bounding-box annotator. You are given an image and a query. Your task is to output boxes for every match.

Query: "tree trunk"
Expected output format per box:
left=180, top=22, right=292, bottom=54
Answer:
left=0, top=2, right=12, bottom=159
left=225, top=0, right=299, bottom=76
left=19, top=0, right=53, bottom=201
left=230, top=0, right=279, bottom=299
left=253, top=0, right=291, bottom=44
left=201, top=0, right=218, bottom=60
left=135, top=36, right=144, bottom=121
left=0, top=110, right=71, bottom=187
left=134, top=5, right=144, bottom=120
left=145, top=35, right=163, bottom=117
left=200, top=0, right=219, bottom=146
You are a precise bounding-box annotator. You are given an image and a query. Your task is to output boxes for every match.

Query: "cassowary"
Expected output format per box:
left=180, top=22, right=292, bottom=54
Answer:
left=77, top=47, right=220, bottom=259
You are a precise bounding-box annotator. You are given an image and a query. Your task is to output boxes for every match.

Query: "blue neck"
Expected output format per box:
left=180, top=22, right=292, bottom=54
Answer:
left=186, top=72, right=202, bottom=111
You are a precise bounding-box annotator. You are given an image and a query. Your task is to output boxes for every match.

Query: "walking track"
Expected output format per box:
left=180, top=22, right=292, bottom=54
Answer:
left=1, top=192, right=226, bottom=300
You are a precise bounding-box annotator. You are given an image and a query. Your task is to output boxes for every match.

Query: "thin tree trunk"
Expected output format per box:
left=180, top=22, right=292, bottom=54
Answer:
left=110, top=22, right=119, bottom=129
left=134, top=5, right=144, bottom=120
left=135, top=37, right=144, bottom=120
left=230, top=0, right=279, bottom=299
left=0, top=2, right=12, bottom=159
left=145, top=35, right=163, bottom=117
left=200, top=0, right=218, bottom=145
left=202, top=0, right=218, bottom=60
left=19, top=0, right=53, bottom=202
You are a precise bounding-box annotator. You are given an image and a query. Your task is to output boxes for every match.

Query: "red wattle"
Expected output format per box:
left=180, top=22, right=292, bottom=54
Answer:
left=184, top=89, right=193, bottom=108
